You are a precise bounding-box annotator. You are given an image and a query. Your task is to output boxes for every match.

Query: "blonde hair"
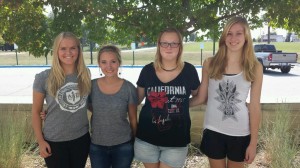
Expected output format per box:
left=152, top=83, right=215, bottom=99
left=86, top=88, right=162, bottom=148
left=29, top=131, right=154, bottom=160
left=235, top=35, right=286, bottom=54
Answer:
left=209, top=16, right=259, bottom=82
left=97, top=45, right=122, bottom=65
left=154, top=28, right=184, bottom=70
left=47, top=32, right=91, bottom=97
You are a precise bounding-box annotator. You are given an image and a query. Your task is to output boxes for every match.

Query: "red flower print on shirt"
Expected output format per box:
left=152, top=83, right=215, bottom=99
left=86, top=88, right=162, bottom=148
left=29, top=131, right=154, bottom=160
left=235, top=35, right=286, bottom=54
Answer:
left=148, top=91, right=168, bottom=109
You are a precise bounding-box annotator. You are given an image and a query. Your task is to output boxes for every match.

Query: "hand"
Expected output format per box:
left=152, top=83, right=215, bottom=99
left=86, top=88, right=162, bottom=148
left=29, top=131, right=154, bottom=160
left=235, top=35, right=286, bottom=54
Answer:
left=244, top=144, right=257, bottom=164
left=38, top=140, right=52, bottom=158
left=40, top=110, right=47, bottom=120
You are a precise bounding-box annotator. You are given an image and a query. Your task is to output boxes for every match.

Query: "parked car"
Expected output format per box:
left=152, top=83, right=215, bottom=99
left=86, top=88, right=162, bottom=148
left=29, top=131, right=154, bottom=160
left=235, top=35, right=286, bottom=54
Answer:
left=0, top=43, right=15, bottom=51
left=254, top=44, right=298, bottom=73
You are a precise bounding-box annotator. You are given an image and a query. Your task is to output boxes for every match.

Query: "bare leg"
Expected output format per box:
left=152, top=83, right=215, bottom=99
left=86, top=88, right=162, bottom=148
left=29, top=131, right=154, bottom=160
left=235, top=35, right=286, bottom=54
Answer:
left=143, top=162, right=159, bottom=168
left=143, top=162, right=174, bottom=168
left=227, top=159, right=245, bottom=168
left=208, top=158, right=226, bottom=168
left=159, top=162, right=172, bottom=168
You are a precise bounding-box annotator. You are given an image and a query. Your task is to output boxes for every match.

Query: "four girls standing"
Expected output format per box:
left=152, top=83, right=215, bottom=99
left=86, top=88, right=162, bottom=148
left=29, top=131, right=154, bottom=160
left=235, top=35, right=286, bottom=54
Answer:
left=32, top=16, right=262, bottom=168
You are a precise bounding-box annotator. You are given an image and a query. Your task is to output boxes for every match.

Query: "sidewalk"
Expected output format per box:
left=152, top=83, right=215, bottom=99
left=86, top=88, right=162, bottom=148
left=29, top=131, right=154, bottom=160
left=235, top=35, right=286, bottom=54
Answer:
left=0, top=65, right=300, bottom=104
left=0, top=66, right=141, bottom=104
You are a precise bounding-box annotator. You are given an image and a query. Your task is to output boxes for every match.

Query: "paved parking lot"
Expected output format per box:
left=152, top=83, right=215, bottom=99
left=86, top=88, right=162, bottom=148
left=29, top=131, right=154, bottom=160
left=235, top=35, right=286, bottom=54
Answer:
left=0, top=64, right=299, bottom=104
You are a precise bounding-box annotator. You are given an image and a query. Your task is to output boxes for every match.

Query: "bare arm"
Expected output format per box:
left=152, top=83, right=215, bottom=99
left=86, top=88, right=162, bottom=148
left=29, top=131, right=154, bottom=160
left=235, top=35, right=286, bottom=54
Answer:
left=190, top=86, right=199, bottom=97
left=128, top=104, right=138, bottom=138
left=32, top=90, right=52, bottom=158
left=189, top=59, right=209, bottom=107
left=245, top=63, right=263, bottom=164
left=137, top=86, right=145, bottom=105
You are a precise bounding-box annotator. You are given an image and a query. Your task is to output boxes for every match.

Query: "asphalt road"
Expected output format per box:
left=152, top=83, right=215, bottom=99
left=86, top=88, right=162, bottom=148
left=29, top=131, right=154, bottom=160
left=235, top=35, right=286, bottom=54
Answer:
left=259, top=64, right=300, bottom=103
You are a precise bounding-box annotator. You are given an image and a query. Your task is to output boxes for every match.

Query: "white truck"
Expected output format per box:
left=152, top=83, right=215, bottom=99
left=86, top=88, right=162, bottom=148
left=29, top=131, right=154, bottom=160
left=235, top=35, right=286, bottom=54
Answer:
left=254, top=44, right=298, bottom=73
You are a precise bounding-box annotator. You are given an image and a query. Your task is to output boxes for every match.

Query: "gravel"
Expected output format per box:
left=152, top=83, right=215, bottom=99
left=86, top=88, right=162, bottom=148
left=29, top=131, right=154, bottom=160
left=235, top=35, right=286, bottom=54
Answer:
left=21, top=150, right=276, bottom=168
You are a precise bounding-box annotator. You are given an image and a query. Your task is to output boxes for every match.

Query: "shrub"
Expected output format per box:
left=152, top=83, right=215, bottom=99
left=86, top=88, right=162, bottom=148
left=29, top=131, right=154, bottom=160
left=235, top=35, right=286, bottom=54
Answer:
left=260, top=104, right=299, bottom=168
left=0, top=106, right=34, bottom=168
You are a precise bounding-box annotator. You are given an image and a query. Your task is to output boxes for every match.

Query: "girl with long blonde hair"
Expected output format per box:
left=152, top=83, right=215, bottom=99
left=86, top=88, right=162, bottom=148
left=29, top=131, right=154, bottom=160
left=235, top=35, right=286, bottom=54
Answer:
left=32, top=32, right=91, bottom=168
left=190, top=17, right=263, bottom=168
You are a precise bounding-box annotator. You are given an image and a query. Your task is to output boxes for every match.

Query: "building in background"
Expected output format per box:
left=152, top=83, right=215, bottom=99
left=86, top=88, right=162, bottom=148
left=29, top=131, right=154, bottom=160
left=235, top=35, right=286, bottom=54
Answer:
left=261, top=34, right=285, bottom=42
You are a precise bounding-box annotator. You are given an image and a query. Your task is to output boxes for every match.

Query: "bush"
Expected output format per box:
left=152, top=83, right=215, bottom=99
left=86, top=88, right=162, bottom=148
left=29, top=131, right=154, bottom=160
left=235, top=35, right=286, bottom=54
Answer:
left=260, top=104, right=299, bottom=168
left=0, top=106, right=34, bottom=168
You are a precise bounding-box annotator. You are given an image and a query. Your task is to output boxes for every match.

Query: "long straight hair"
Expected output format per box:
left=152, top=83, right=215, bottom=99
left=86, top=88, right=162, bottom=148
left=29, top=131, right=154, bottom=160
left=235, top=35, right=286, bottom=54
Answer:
left=154, top=28, right=184, bottom=70
left=209, top=16, right=259, bottom=82
left=47, top=32, right=91, bottom=97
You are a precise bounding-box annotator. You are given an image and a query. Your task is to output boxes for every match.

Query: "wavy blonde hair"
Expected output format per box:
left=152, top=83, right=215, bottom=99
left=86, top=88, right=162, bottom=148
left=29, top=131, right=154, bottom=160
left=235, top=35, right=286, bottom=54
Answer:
left=154, top=28, right=184, bottom=70
left=47, top=32, right=91, bottom=97
left=209, top=16, right=259, bottom=82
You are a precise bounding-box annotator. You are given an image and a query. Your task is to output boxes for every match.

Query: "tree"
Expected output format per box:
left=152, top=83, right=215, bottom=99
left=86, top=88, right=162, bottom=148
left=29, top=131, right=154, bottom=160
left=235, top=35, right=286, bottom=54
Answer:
left=265, top=0, right=300, bottom=34
left=1, top=0, right=298, bottom=58
left=43, top=0, right=267, bottom=48
left=0, top=0, right=51, bottom=57
left=285, top=32, right=292, bottom=42
left=82, top=0, right=265, bottom=42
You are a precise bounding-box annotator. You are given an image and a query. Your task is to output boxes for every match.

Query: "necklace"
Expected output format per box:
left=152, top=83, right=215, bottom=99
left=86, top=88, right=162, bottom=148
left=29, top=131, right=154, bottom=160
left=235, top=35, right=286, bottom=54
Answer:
left=161, top=65, right=178, bottom=72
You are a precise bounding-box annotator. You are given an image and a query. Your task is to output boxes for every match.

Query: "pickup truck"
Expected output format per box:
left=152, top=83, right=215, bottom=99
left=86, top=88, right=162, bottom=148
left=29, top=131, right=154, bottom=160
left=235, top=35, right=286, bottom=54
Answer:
left=254, top=44, right=298, bottom=73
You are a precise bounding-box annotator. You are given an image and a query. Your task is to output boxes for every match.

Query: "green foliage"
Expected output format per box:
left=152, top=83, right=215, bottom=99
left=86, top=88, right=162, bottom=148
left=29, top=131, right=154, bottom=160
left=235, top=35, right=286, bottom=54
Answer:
left=0, top=0, right=51, bottom=57
left=0, top=0, right=299, bottom=58
left=260, top=105, right=299, bottom=168
left=0, top=36, right=4, bottom=45
left=265, top=0, right=300, bottom=34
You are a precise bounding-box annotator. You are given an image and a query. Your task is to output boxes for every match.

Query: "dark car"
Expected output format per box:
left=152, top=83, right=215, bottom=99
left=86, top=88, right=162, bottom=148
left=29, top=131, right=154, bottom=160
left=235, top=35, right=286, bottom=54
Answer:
left=0, top=43, right=14, bottom=51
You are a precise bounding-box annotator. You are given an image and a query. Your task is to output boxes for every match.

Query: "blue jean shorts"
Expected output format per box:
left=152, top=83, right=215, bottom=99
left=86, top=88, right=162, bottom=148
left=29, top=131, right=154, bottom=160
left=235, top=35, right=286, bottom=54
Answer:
left=134, top=138, right=188, bottom=168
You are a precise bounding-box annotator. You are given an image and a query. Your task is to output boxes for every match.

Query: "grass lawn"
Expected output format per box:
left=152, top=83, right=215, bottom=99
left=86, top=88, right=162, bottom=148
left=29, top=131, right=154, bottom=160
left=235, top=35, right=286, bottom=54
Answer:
left=0, top=42, right=299, bottom=66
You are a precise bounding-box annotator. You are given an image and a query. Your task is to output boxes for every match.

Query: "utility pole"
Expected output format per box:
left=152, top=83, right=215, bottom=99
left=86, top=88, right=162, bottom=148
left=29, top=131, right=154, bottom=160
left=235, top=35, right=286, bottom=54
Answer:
left=267, top=18, right=271, bottom=44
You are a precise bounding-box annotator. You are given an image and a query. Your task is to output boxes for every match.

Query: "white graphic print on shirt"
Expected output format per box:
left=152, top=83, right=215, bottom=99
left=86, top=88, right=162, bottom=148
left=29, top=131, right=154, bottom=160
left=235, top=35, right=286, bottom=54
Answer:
left=55, top=82, right=87, bottom=113
left=147, top=86, right=186, bottom=131
left=215, top=80, right=242, bottom=121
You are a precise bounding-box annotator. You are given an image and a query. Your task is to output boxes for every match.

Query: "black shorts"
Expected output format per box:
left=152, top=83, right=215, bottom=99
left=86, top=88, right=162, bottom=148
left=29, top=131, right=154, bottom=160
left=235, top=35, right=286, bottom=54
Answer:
left=200, top=129, right=250, bottom=162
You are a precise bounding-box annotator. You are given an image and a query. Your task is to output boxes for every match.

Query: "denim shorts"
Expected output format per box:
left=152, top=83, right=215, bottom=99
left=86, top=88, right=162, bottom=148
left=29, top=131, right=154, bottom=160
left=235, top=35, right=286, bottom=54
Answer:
left=134, top=138, right=188, bottom=168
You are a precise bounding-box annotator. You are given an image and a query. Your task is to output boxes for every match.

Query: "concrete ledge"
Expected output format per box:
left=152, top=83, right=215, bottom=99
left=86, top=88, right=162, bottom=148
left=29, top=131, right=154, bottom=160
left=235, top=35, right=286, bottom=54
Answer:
left=1, top=103, right=298, bottom=144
